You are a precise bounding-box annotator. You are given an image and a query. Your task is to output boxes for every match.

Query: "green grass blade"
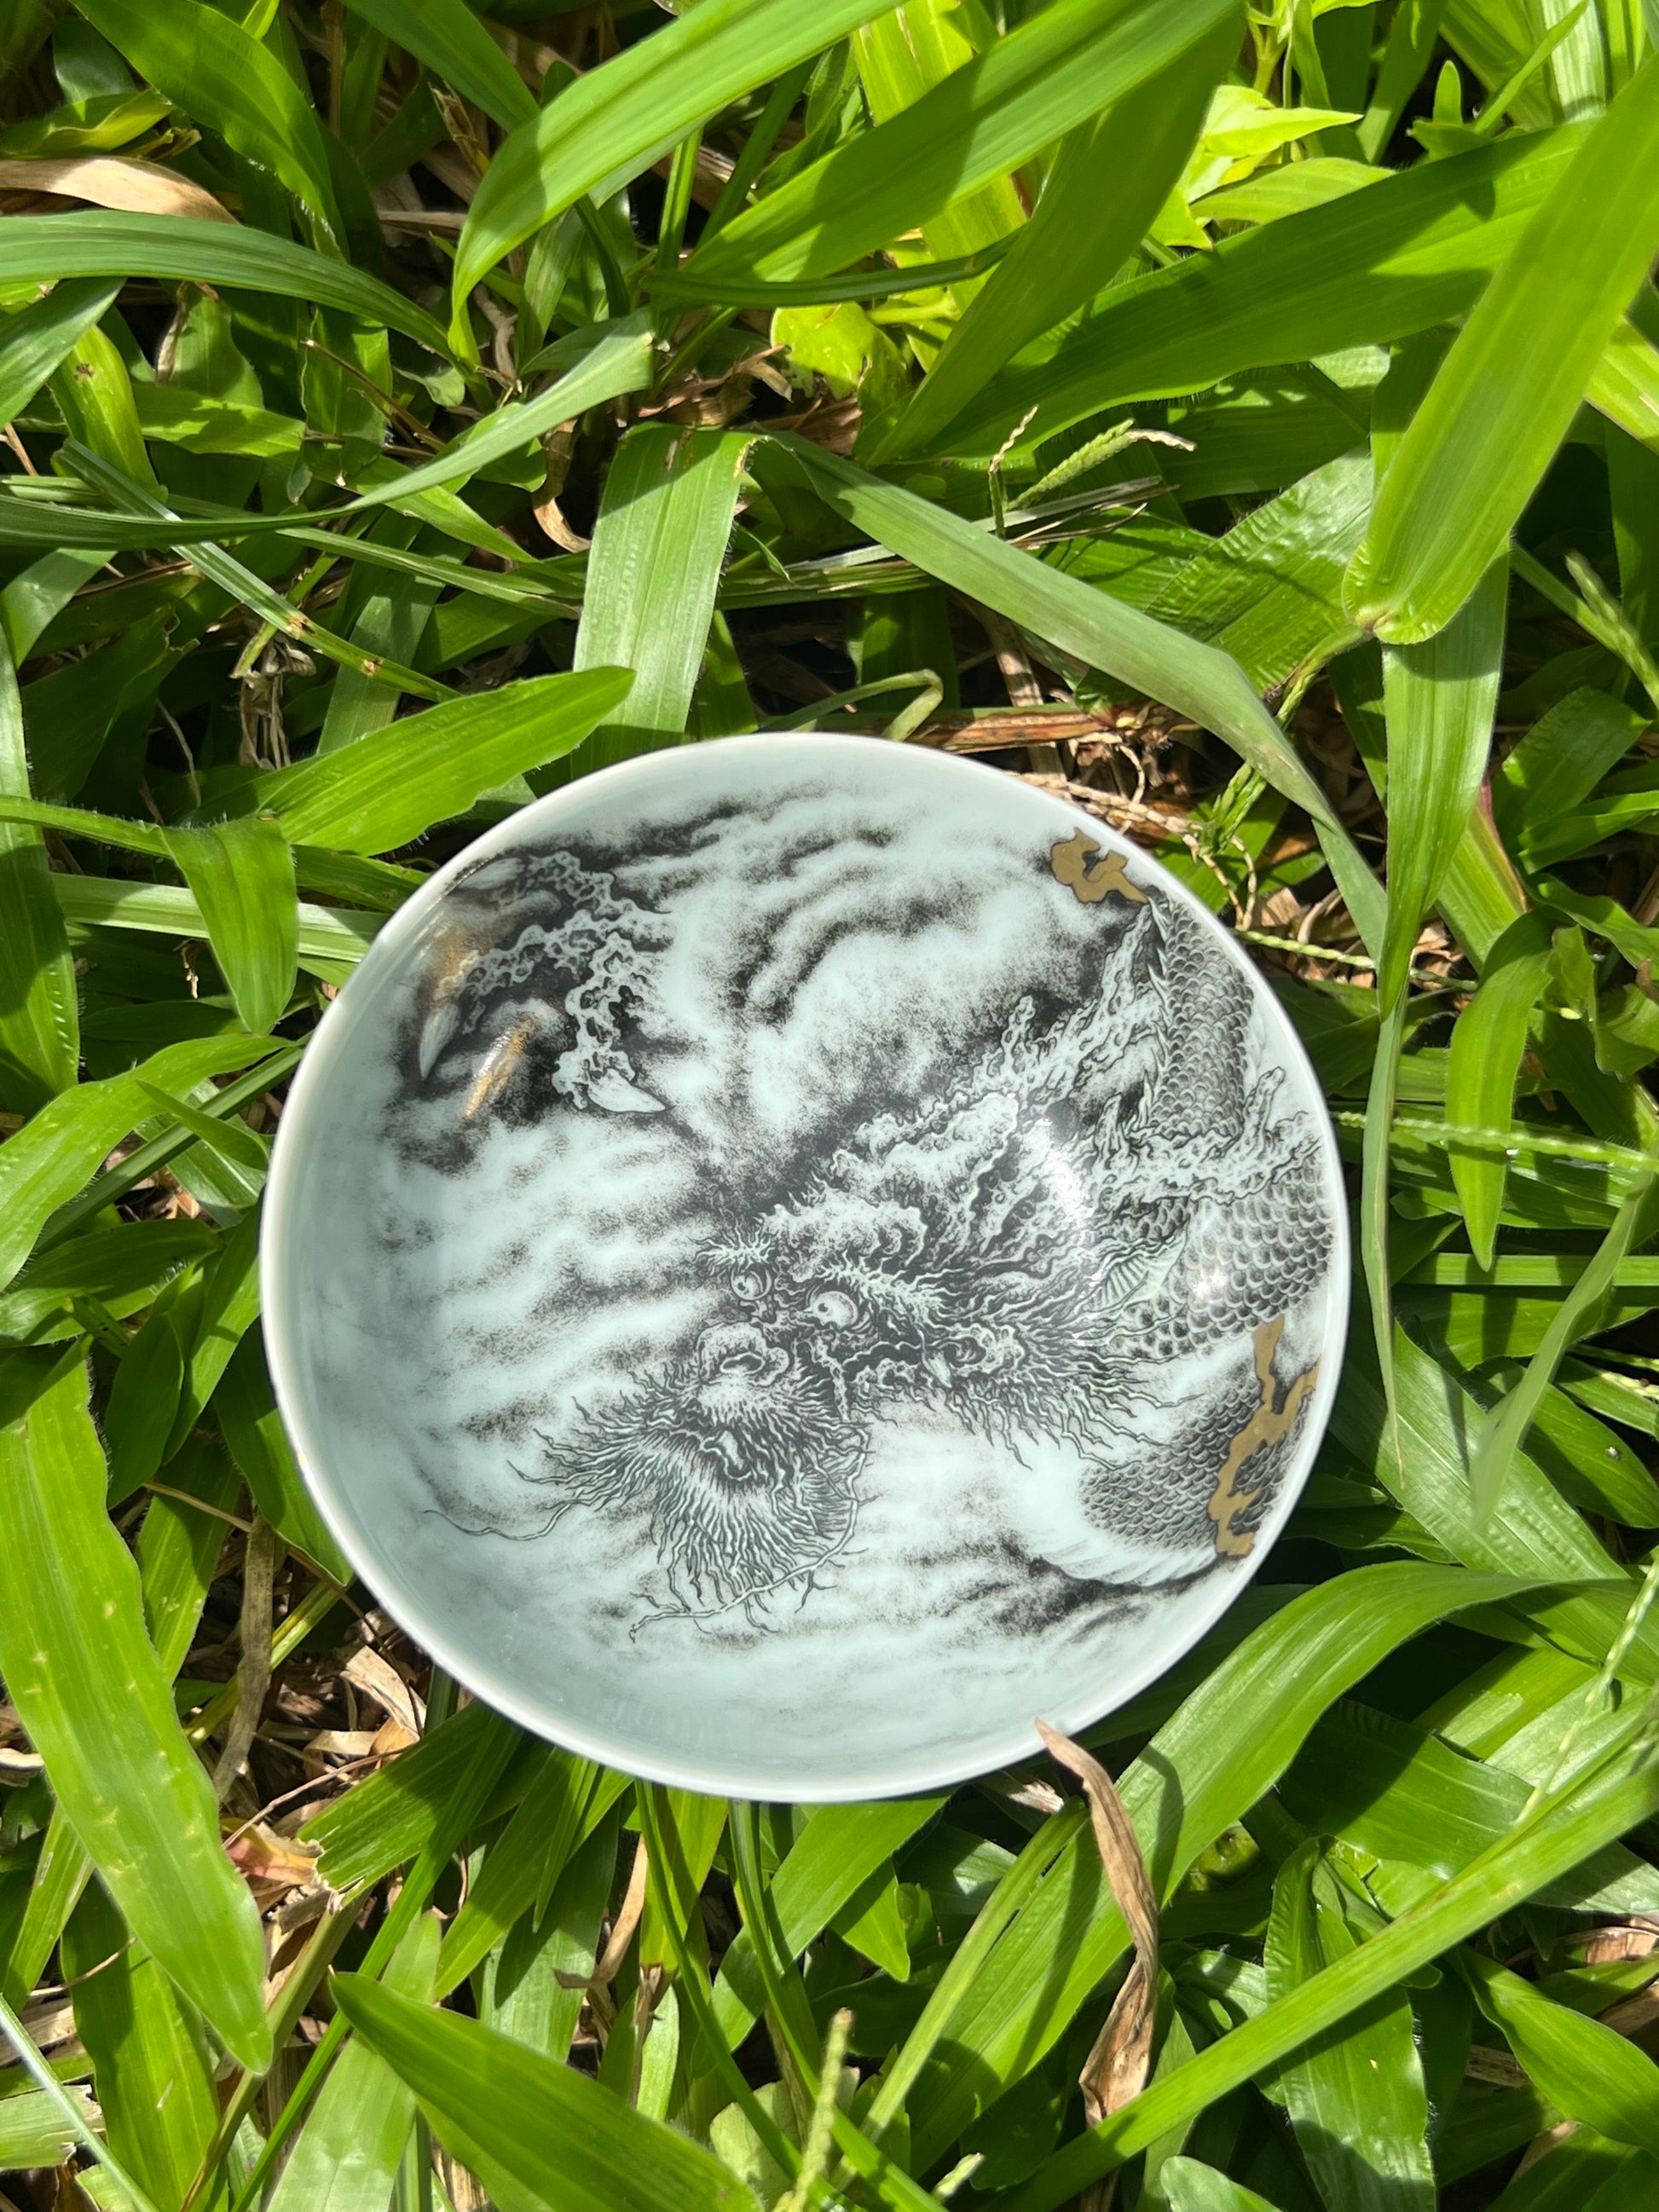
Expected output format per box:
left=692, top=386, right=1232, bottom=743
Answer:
left=1005, top=1699, right=1659, bottom=2209
left=0, top=1034, right=280, bottom=1294
left=215, top=1335, right=351, bottom=1581
left=340, top=315, right=656, bottom=517
left=1446, top=910, right=1557, bottom=1267
left=242, top=666, right=631, bottom=852
left=162, top=817, right=298, bottom=1037
left=0, top=1355, right=271, bottom=2072
left=1459, top=1951, right=1659, bottom=2149
left=75, top=0, right=342, bottom=249
left=1160, top=2160, right=1281, bottom=2212
left=331, top=1974, right=764, bottom=2212
left=769, top=435, right=1386, bottom=951
left=0, top=631, right=78, bottom=1109
left=1263, top=1844, right=1436, bottom=2210
left=690, top=0, right=1234, bottom=288
left=1378, top=557, right=1507, bottom=1005
left=1469, top=1175, right=1657, bottom=1525
left=934, top=127, right=1582, bottom=458
left=452, top=0, right=888, bottom=338
left=1347, top=60, right=1659, bottom=641
left=573, top=426, right=753, bottom=770
left=265, top=1913, right=441, bottom=2212
left=0, top=275, right=120, bottom=423
left=0, top=213, right=451, bottom=355
left=65, top=1877, right=225, bottom=2212
left=902, top=1565, right=1552, bottom=2161
left=339, top=0, right=535, bottom=134
left=876, top=12, right=1234, bottom=459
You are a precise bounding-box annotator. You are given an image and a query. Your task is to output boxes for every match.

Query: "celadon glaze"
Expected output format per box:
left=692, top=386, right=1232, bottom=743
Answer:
left=263, top=734, right=1348, bottom=1799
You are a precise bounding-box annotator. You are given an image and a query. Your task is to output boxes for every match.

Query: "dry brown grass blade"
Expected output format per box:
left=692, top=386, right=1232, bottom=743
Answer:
left=0, top=158, right=235, bottom=222
left=211, top=1516, right=279, bottom=1804
left=591, top=1834, right=650, bottom=1987
left=1036, top=1718, right=1159, bottom=2157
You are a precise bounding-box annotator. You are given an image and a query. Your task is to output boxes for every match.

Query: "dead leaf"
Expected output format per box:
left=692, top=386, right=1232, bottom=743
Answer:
left=343, top=1645, right=426, bottom=1738
left=224, top=1820, right=321, bottom=1890
left=1037, top=1716, right=1159, bottom=2197
left=0, top=157, right=234, bottom=222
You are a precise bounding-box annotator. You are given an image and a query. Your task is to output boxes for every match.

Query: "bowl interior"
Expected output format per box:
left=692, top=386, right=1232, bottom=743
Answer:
left=263, top=735, right=1348, bottom=1798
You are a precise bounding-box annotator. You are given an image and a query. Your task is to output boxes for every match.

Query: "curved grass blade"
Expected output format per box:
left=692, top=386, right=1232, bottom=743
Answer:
left=767, top=434, right=1385, bottom=952
left=0, top=1355, right=271, bottom=2072
left=1347, top=60, right=1659, bottom=641
left=876, top=10, right=1234, bottom=459
left=75, top=0, right=342, bottom=249
left=452, top=0, right=888, bottom=343
left=331, top=1972, right=762, bottom=2212
left=690, top=0, right=1234, bottom=289
left=0, top=214, right=451, bottom=355
left=1446, top=910, right=1556, bottom=1267
left=240, top=666, right=632, bottom=852
left=1459, top=1951, right=1659, bottom=2150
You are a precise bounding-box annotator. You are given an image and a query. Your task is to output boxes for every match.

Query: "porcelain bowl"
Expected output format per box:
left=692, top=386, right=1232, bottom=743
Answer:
left=263, top=734, right=1348, bottom=1799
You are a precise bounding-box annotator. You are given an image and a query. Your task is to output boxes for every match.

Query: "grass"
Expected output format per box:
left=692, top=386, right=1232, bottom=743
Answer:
left=3, top=0, right=1659, bottom=2206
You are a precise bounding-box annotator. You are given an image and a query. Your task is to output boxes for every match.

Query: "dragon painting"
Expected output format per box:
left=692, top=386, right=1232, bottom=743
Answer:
left=406, top=823, right=1334, bottom=1633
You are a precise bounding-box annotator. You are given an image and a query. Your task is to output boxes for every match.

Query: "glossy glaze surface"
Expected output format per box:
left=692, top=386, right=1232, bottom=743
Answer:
left=263, top=736, right=1347, bottom=1798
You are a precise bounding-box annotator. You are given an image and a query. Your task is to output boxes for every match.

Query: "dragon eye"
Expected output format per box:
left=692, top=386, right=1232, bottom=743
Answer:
left=809, top=1289, right=859, bottom=1330
left=730, top=1265, right=770, bottom=1302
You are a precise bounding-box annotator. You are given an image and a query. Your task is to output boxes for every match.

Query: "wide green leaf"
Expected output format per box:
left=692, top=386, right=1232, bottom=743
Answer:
left=331, top=1973, right=763, bottom=2212
left=0, top=1354, right=270, bottom=2071
left=1263, top=1842, right=1435, bottom=2211
left=1460, top=1952, right=1659, bottom=2151
left=1159, top=2161, right=1280, bottom=2212
left=163, top=816, right=298, bottom=1037
left=241, top=667, right=633, bottom=853
left=1347, top=60, right=1659, bottom=640
left=573, top=425, right=754, bottom=770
